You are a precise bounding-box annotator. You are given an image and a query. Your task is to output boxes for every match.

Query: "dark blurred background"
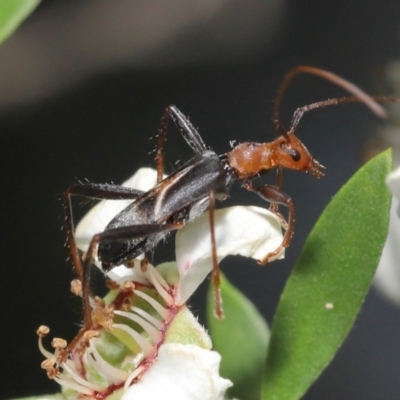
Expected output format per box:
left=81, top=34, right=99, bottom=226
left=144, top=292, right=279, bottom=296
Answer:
left=2, top=1, right=400, bottom=399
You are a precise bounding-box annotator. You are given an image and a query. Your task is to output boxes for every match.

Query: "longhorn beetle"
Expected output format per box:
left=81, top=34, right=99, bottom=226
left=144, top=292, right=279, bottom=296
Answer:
left=62, top=66, right=389, bottom=362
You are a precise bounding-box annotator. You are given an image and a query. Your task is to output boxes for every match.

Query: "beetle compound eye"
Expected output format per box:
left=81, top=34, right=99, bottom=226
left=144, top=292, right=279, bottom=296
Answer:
left=280, top=142, right=301, bottom=162
left=290, top=149, right=301, bottom=162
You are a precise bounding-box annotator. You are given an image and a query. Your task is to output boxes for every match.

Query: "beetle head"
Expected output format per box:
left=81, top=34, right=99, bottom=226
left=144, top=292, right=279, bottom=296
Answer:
left=272, top=132, right=325, bottom=178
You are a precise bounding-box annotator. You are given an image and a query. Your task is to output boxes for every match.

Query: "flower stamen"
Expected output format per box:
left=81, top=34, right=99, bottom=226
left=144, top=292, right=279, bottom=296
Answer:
left=124, top=365, right=145, bottom=391
left=114, top=310, right=162, bottom=343
left=112, top=323, right=154, bottom=356
left=62, top=360, right=105, bottom=392
left=51, top=338, right=67, bottom=350
left=133, top=289, right=170, bottom=320
left=130, top=306, right=164, bottom=329
left=145, top=263, right=174, bottom=303
left=37, top=326, right=56, bottom=360
left=86, top=341, right=129, bottom=383
left=53, top=376, right=95, bottom=396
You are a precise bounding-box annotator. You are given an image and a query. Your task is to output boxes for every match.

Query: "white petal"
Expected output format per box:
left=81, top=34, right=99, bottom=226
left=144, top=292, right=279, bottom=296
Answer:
left=122, top=344, right=232, bottom=400
left=374, top=165, right=400, bottom=304
left=74, top=168, right=159, bottom=251
left=387, top=165, right=400, bottom=198
left=386, top=165, right=400, bottom=216
left=175, top=205, right=284, bottom=304
left=106, top=259, right=152, bottom=285
left=375, top=199, right=400, bottom=304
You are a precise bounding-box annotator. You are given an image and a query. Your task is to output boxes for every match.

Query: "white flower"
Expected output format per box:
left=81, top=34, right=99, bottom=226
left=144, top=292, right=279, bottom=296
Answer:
left=122, top=344, right=231, bottom=400
left=375, top=165, right=400, bottom=304
left=38, top=263, right=224, bottom=399
left=38, top=167, right=284, bottom=399
left=175, top=205, right=284, bottom=304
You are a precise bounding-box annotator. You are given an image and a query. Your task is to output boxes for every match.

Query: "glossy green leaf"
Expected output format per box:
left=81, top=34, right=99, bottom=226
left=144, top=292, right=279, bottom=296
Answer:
left=0, top=0, right=40, bottom=45
left=207, top=273, right=270, bottom=400
left=262, top=149, right=392, bottom=399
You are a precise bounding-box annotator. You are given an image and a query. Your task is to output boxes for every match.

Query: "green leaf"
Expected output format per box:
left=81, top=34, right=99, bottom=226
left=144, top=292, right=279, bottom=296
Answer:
left=261, top=149, right=392, bottom=400
left=0, top=0, right=40, bottom=45
left=207, top=273, right=270, bottom=400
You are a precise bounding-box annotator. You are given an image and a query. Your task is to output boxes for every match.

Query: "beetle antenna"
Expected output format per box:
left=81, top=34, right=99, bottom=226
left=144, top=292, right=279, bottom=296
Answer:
left=272, top=66, right=387, bottom=137
left=288, top=95, right=400, bottom=133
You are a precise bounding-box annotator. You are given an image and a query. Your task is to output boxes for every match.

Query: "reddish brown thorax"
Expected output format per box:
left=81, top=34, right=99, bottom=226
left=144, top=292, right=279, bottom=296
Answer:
left=226, top=132, right=324, bottom=180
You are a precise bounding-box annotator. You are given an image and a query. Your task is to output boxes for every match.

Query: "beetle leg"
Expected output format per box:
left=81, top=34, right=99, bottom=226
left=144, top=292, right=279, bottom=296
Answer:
left=243, top=182, right=294, bottom=264
left=64, top=184, right=144, bottom=280
left=157, top=105, right=207, bottom=182
left=64, top=184, right=150, bottom=332
left=208, top=190, right=224, bottom=319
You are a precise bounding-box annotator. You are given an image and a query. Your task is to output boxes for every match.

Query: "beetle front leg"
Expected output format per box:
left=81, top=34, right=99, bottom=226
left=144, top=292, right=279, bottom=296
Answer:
left=269, top=167, right=283, bottom=215
left=244, top=182, right=295, bottom=264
